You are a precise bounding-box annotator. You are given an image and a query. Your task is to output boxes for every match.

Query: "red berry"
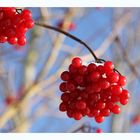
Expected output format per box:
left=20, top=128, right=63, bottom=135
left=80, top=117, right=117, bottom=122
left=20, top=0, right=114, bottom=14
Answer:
left=111, top=105, right=121, bottom=114
left=101, top=108, right=110, bottom=116
left=61, top=71, right=70, bottom=81
left=96, top=128, right=103, bottom=133
left=104, top=61, right=114, bottom=71
left=66, top=81, right=75, bottom=92
left=21, top=9, right=32, bottom=19
left=8, top=37, right=18, bottom=44
left=111, top=85, right=122, bottom=95
left=120, top=89, right=130, bottom=99
left=95, top=116, right=104, bottom=123
left=91, top=109, right=100, bottom=117
left=25, top=19, right=34, bottom=29
left=69, top=64, right=77, bottom=73
left=96, top=102, right=106, bottom=110
left=59, top=82, right=67, bottom=92
left=72, top=57, right=82, bottom=67
left=74, top=75, right=84, bottom=84
left=0, top=36, right=7, bottom=43
left=18, top=36, right=26, bottom=46
left=59, top=102, right=67, bottom=112
left=61, top=93, right=69, bottom=102
left=120, top=98, right=128, bottom=105
left=76, top=100, right=86, bottom=110
left=100, top=79, right=110, bottom=89
left=73, top=112, right=83, bottom=120
left=87, top=63, right=97, bottom=73
left=78, top=65, right=87, bottom=75
left=90, top=71, right=101, bottom=82
left=118, top=75, right=126, bottom=86
left=107, top=72, right=119, bottom=83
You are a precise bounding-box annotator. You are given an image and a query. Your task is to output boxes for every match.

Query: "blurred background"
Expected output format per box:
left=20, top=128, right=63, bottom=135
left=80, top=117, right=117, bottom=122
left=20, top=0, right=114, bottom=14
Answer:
left=0, top=7, right=140, bottom=133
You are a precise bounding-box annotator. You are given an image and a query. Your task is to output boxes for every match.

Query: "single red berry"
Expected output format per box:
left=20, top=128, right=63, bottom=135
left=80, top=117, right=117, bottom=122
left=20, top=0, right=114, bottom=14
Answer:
left=61, top=71, right=70, bottom=81
left=78, top=65, right=87, bottom=75
left=104, top=61, right=114, bottom=71
left=69, top=64, right=77, bottom=73
left=91, top=109, right=100, bottom=117
left=120, top=89, right=130, bottom=99
left=67, top=110, right=73, bottom=118
left=74, top=75, right=84, bottom=84
left=73, top=112, right=83, bottom=120
left=0, top=36, right=7, bottom=43
left=107, top=72, right=119, bottom=83
left=21, top=9, right=32, bottom=19
left=25, top=19, right=34, bottom=29
left=96, top=128, right=103, bottom=133
left=111, top=85, right=122, bottom=95
left=8, top=37, right=18, bottom=45
left=59, top=102, right=67, bottom=112
left=72, top=57, right=82, bottom=67
left=59, top=82, right=67, bottom=92
left=118, top=75, right=126, bottom=86
left=90, top=71, right=101, bottom=82
left=120, top=98, right=128, bottom=105
left=96, top=102, right=106, bottom=110
left=111, top=105, right=121, bottom=114
left=106, top=102, right=114, bottom=109
left=97, top=65, right=105, bottom=74
left=95, top=116, right=104, bottom=123
left=100, top=79, right=110, bottom=89
left=66, top=81, right=75, bottom=92
left=76, top=100, right=86, bottom=110
left=87, top=63, right=97, bottom=73
left=101, top=108, right=110, bottom=116
left=18, top=36, right=26, bottom=46
left=61, top=93, right=69, bottom=102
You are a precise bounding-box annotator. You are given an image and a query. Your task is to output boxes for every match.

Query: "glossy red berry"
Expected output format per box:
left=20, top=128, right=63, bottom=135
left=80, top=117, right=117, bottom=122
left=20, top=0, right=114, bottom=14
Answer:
left=95, top=116, right=104, bottom=123
left=90, top=71, right=101, bottom=82
left=111, top=85, right=122, bottom=95
left=96, top=128, right=103, bottom=133
left=120, top=98, right=128, bottom=105
left=101, top=108, right=110, bottom=116
left=107, top=72, right=119, bottom=83
left=78, top=65, right=87, bottom=75
left=59, top=102, right=67, bottom=112
left=59, top=82, right=67, bottom=92
left=76, top=100, right=86, bottom=110
left=118, top=75, right=126, bottom=86
left=61, top=71, right=70, bottom=81
left=73, top=112, right=83, bottom=120
left=61, top=93, right=69, bottom=102
left=72, top=57, right=82, bottom=67
left=66, top=82, right=75, bottom=92
left=87, top=63, right=97, bottom=73
left=111, top=105, right=121, bottom=114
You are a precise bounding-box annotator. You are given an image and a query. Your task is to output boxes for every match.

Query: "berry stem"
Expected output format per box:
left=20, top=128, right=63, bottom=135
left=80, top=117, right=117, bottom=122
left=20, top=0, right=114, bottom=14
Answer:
left=35, top=22, right=99, bottom=62
left=16, top=9, right=23, bottom=14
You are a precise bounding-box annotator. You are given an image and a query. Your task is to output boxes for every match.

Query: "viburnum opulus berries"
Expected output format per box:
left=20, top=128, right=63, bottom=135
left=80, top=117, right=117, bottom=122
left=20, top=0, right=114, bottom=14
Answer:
left=59, top=57, right=130, bottom=123
left=0, top=7, right=34, bottom=46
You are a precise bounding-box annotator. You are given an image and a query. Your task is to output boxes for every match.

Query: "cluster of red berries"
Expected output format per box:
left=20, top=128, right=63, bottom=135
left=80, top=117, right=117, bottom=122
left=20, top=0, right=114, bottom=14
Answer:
left=59, top=57, right=130, bottom=123
left=0, top=7, right=34, bottom=46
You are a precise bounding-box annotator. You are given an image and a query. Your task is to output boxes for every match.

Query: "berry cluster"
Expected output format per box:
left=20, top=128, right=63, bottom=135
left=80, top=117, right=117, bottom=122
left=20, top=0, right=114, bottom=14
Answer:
left=0, top=7, right=34, bottom=46
left=59, top=57, right=130, bottom=123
